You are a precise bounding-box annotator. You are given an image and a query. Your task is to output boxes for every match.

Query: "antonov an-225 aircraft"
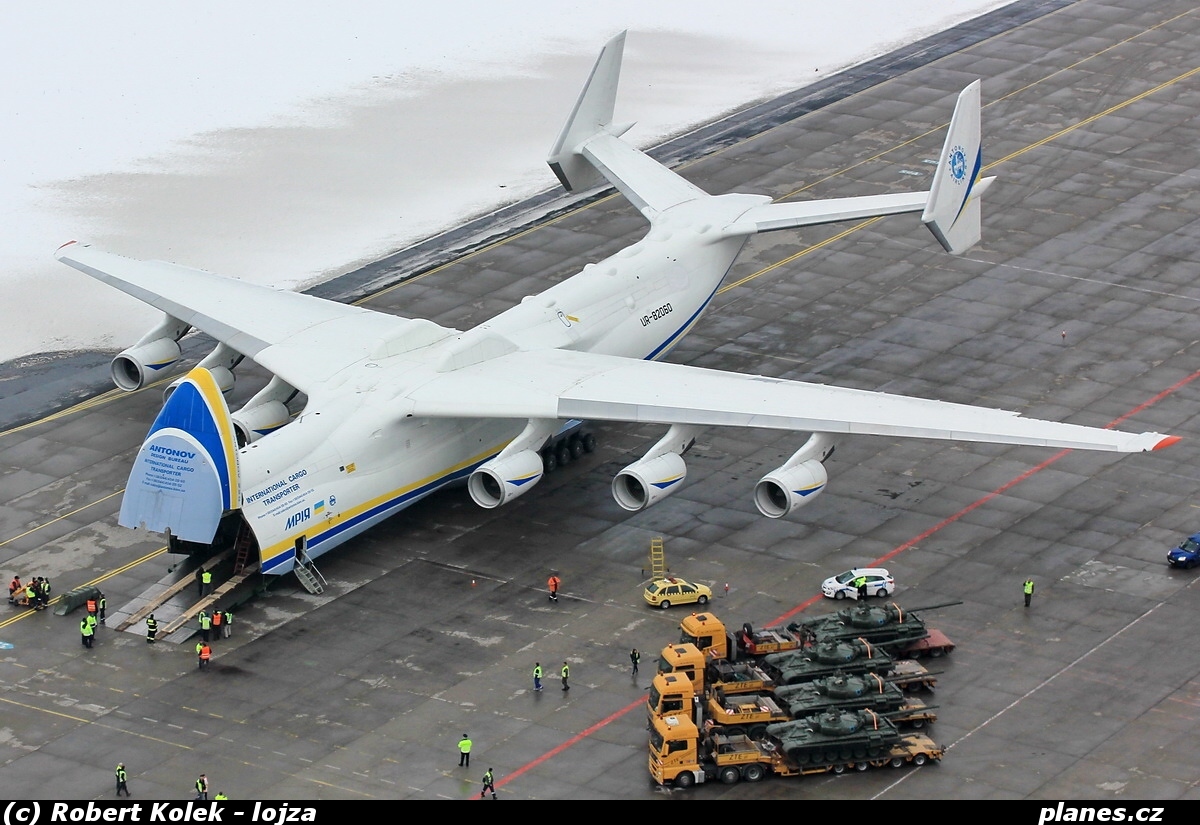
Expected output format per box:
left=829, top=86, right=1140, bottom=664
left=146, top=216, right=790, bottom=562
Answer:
left=55, top=32, right=1177, bottom=584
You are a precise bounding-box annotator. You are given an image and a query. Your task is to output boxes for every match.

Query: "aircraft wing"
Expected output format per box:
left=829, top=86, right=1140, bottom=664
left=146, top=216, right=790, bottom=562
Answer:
left=55, top=242, right=454, bottom=393
left=406, top=348, right=1175, bottom=453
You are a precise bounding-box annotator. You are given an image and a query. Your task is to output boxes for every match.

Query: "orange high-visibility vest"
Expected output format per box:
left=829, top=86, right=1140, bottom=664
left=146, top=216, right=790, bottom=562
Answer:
left=86, top=599, right=97, bottom=613
left=199, top=645, right=212, bottom=661
left=211, top=611, right=223, bottom=627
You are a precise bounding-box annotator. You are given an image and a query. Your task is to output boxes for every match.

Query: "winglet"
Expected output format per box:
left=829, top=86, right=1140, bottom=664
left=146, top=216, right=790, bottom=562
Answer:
left=922, top=80, right=991, bottom=255
left=547, top=30, right=627, bottom=192
left=118, top=367, right=240, bottom=542
left=1153, top=435, right=1182, bottom=451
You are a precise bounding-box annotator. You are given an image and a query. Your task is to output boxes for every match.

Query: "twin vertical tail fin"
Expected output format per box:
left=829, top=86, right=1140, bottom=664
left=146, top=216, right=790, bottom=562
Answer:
left=922, top=80, right=995, bottom=255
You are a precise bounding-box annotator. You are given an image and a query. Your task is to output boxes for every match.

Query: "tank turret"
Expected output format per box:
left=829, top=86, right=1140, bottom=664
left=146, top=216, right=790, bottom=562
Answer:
left=764, top=708, right=901, bottom=765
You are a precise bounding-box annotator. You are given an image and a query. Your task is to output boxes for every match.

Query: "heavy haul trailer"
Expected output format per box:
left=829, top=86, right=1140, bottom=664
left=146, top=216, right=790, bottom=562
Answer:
left=647, top=669, right=936, bottom=739
left=649, top=710, right=943, bottom=788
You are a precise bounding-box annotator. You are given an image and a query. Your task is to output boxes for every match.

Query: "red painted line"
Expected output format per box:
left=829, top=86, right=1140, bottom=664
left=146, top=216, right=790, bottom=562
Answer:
left=471, top=367, right=1200, bottom=798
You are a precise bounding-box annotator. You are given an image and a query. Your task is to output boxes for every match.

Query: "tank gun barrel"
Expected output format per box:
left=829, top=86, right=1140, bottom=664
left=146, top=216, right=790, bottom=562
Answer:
left=898, top=600, right=963, bottom=613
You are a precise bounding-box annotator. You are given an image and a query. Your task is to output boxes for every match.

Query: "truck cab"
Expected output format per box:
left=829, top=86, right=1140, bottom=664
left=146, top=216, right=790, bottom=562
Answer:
left=679, top=612, right=730, bottom=659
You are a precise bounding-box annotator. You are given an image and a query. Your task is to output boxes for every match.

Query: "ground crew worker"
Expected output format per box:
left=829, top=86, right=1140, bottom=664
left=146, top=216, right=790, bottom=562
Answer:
left=86, top=613, right=98, bottom=635
left=86, top=595, right=97, bottom=619
left=196, top=642, right=212, bottom=669
left=98, top=593, right=106, bottom=624
left=214, top=792, right=228, bottom=801
left=533, top=662, right=543, bottom=691
left=115, top=763, right=130, bottom=797
left=22, top=584, right=35, bottom=607
left=222, top=610, right=233, bottom=638
left=480, top=767, right=496, bottom=799
left=8, top=575, right=20, bottom=603
left=198, top=609, right=212, bottom=642
left=547, top=573, right=560, bottom=602
left=1024, top=578, right=1035, bottom=607
left=854, top=575, right=868, bottom=600
left=37, top=578, right=50, bottom=609
left=202, top=568, right=213, bottom=596
left=458, top=734, right=473, bottom=767
left=146, top=614, right=158, bottom=644
left=194, top=773, right=208, bottom=800
left=561, top=661, right=570, bottom=691
left=211, top=609, right=223, bottom=636
left=81, top=617, right=94, bottom=648
left=195, top=567, right=205, bottom=597
left=630, top=648, right=640, bottom=676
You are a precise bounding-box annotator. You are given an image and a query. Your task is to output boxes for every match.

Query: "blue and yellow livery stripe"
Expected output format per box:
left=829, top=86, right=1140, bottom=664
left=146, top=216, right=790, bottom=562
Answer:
left=259, top=442, right=507, bottom=574
left=147, top=367, right=239, bottom=510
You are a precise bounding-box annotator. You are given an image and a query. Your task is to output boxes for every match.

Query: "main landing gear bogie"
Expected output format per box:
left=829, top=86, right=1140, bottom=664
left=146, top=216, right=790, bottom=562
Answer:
left=541, top=431, right=597, bottom=473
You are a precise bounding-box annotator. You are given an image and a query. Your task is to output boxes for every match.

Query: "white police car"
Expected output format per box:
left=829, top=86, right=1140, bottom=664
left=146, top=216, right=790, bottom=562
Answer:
left=821, top=568, right=895, bottom=600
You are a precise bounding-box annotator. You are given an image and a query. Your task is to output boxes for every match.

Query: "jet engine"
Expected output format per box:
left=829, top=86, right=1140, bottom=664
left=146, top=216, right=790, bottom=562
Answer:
left=612, top=424, right=703, bottom=512
left=753, top=433, right=835, bottom=518
left=468, top=449, right=545, bottom=508
left=163, top=343, right=243, bottom=401
left=231, top=376, right=298, bottom=446
left=110, top=314, right=191, bottom=391
left=613, top=452, right=687, bottom=512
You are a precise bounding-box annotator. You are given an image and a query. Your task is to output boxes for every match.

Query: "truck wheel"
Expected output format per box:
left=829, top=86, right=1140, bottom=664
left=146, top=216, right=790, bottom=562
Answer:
left=890, top=756, right=905, bottom=768
left=719, top=767, right=740, bottom=785
left=912, top=753, right=928, bottom=766
left=855, top=761, right=869, bottom=771
left=748, top=725, right=768, bottom=740
left=929, top=647, right=945, bottom=658
left=832, top=764, right=846, bottom=774
left=674, top=771, right=695, bottom=789
left=742, top=764, right=765, bottom=782
left=659, top=600, right=671, bottom=610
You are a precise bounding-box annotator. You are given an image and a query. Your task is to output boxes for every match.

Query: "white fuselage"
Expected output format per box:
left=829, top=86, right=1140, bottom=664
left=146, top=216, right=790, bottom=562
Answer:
left=241, top=195, right=764, bottom=573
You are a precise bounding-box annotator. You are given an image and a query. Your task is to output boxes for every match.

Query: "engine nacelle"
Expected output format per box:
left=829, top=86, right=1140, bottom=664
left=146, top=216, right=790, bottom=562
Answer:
left=231, top=401, right=291, bottom=447
left=111, top=314, right=191, bottom=391
left=612, top=452, right=687, bottom=512
left=468, top=449, right=545, bottom=508
left=165, top=365, right=234, bottom=402
left=754, top=459, right=828, bottom=518
left=111, top=337, right=182, bottom=392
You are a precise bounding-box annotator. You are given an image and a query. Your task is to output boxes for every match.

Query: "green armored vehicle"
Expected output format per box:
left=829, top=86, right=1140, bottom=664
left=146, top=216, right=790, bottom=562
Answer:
left=765, top=708, right=902, bottom=765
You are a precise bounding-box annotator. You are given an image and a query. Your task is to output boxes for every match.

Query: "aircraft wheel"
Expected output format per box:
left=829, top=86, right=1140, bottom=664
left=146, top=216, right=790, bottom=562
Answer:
left=581, top=433, right=597, bottom=453
left=568, top=435, right=585, bottom=459
left=542, top=449, right=557, bottom=473
left=556, top=443, right=572, bottom=466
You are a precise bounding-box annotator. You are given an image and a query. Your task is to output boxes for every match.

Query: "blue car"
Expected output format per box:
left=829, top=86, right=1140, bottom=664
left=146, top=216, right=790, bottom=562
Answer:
left=1167, top=533, right=1200, bottom=569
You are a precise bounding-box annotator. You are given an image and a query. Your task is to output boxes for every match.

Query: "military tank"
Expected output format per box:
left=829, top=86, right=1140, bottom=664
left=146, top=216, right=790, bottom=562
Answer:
left=788, top=601, right=961, bottom=654
left=763, top=637, right=895, bottom=685
left=764, top=708, right=901, bottom=765
left=774, top=671, right=909, bottom=717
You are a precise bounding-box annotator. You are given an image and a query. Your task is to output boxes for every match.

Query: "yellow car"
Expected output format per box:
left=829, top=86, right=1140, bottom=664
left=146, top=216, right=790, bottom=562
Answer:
left=643, top=577, right=712, bottom=609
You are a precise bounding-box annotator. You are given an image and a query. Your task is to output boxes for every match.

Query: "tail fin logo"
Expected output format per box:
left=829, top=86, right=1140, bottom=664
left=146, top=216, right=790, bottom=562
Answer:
left=948, top=145, right=967, bottom=183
